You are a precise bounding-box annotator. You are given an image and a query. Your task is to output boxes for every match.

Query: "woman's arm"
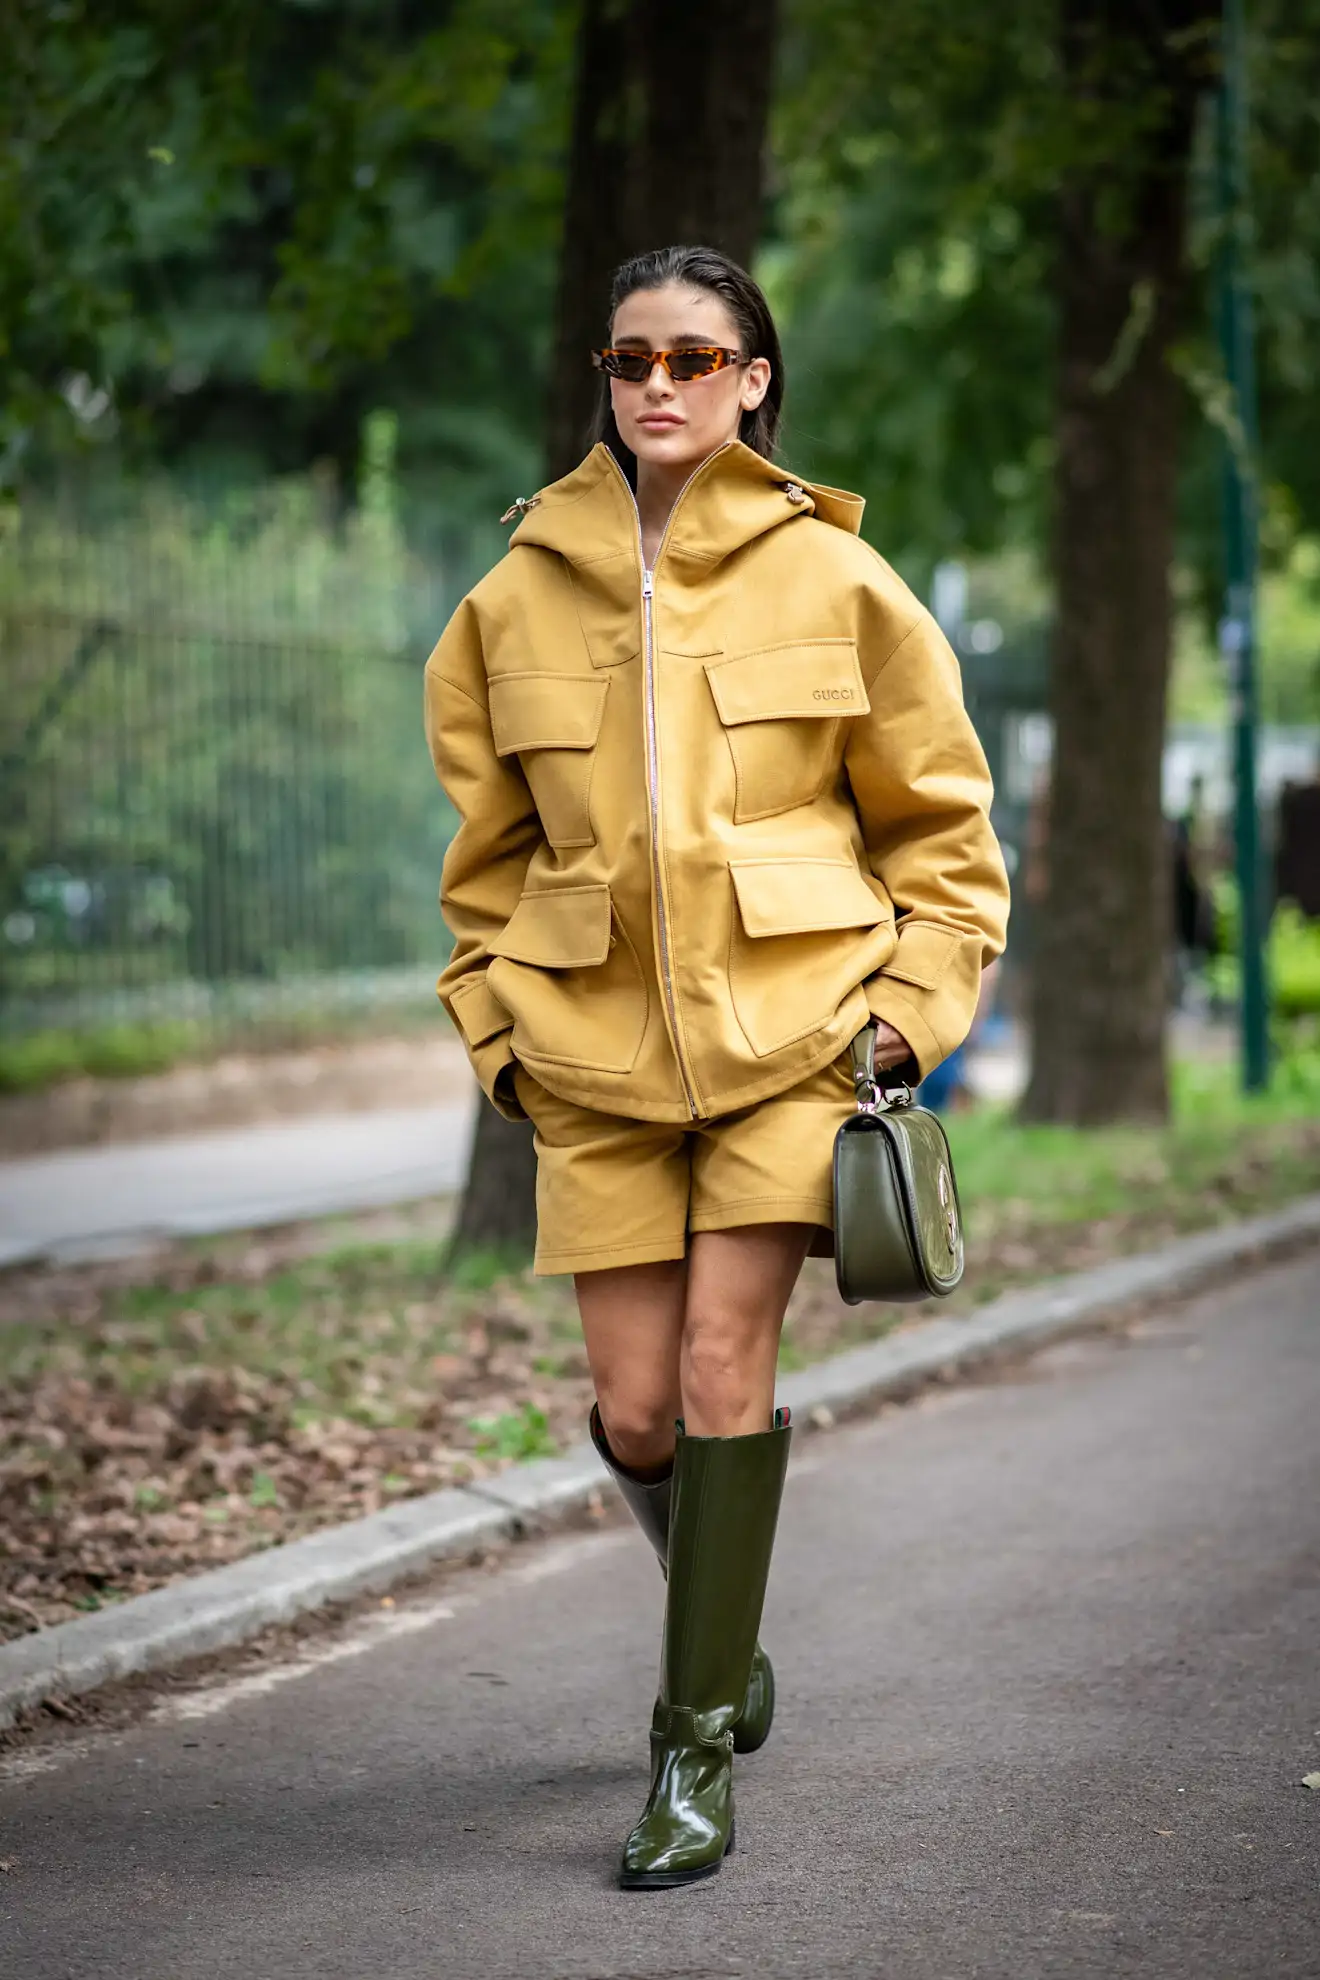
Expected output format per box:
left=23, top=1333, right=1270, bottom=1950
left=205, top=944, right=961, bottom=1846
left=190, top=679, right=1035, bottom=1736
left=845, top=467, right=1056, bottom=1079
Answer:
left=424, top=597, right=543, bottom=1119
left=845, top=603, right=1010, bottom=1080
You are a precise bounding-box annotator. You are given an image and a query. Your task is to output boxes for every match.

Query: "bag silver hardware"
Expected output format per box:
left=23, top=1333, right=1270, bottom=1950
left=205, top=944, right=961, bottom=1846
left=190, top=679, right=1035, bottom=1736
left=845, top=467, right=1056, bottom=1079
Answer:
left=937, top=1163, right=959, bottom=1250
left=852, top=1020, right=912, bottom=1114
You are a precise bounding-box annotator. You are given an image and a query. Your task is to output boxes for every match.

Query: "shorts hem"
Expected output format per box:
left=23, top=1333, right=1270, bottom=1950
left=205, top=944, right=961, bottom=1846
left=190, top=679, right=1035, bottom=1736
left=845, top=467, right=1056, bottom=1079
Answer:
left=533, top=1231, right=688, bottom=1277
left=688, top=1194, right=834, bottom=1233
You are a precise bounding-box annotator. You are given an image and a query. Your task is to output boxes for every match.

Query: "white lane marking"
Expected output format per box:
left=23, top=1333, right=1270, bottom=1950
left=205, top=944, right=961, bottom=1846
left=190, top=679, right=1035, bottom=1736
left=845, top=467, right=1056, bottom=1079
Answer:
left=0, top=1526, right=632, bottom=1778
left=154, top=1596, right=460, bottom=1724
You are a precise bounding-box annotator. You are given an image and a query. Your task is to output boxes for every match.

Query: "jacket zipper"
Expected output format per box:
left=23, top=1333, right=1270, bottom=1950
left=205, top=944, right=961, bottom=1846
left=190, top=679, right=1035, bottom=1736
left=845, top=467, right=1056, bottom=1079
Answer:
left=605, top=445, right=729, bottom=1120
left=641, top=561, right=700, bottom=1117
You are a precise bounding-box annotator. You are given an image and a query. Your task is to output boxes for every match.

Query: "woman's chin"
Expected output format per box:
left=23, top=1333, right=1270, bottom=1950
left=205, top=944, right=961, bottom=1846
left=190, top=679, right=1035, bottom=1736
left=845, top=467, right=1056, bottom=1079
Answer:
left=624, top=427, right=710, bottom=472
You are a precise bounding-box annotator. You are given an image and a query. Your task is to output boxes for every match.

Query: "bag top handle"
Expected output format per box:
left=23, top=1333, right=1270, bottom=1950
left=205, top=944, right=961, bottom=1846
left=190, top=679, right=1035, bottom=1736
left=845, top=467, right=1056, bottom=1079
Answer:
left=850, top=1020, right=913, bottom=1115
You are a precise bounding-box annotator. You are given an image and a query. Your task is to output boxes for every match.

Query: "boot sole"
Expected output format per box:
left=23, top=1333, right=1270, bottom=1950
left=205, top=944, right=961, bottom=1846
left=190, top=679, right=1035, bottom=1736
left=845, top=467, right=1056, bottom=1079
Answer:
left=619, top=1821, right=735, bottom=1891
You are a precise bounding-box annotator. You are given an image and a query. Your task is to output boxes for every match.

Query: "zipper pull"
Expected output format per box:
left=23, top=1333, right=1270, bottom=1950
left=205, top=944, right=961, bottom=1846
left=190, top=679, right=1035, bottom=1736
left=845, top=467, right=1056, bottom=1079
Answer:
left=642, top=568, right=654, bottom=598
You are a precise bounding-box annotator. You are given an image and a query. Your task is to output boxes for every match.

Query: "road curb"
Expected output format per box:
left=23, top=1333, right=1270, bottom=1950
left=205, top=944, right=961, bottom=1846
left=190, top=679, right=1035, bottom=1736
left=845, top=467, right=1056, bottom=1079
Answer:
left=3, top=1193, right=1317, bottom=1728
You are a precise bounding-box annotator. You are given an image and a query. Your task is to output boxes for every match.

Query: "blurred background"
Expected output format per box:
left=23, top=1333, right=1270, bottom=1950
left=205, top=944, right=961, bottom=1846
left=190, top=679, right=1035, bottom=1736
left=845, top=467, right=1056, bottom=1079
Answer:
left=3, top=0, right=1320, bottom=1197
left=3, top=0, right=1320, bottom=1640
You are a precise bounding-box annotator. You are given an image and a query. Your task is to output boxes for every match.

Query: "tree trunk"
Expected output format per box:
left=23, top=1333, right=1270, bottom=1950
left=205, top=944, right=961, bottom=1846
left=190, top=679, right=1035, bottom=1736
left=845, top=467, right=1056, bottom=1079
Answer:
left=546, top=0, right=642, bottom=479
left=446, top=1089, right=540, bottom=1262
left=452, top=0, right=779, bottom=1262
left=1022, top=1, right=1212, bottom=1125
left=635, top=0, right=778, bottom=269
left=545, top=0, right=778, bottom=479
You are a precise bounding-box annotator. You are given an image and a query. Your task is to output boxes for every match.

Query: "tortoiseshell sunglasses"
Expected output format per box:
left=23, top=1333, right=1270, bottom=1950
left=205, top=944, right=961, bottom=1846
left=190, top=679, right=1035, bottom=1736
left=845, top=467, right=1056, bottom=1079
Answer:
left=592, top=346, right=744, bottom=384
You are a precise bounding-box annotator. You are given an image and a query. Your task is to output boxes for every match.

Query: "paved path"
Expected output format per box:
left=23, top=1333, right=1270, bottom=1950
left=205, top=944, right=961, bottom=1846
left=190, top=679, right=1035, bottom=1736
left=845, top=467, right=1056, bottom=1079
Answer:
left=3, top=1253, right=1316, bottom=1978
left=0, top=1099, right=477, bottom=1269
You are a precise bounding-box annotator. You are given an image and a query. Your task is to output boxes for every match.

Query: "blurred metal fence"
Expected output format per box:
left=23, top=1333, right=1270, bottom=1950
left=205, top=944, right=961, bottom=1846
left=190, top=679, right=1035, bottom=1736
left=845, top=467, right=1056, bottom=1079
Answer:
left=0, top=489, right=456, bottom=1052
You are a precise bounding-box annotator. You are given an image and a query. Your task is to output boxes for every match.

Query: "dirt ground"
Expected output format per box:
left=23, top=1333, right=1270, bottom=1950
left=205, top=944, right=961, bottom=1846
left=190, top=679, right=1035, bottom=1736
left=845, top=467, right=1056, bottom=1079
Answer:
left=0, top=1031, right=473, bottom=1157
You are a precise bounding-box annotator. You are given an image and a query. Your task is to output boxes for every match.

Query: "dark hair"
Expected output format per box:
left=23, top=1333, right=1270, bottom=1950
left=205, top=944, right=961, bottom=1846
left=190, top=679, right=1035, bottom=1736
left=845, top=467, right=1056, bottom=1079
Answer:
left=590, top=244, right=784, bottom=470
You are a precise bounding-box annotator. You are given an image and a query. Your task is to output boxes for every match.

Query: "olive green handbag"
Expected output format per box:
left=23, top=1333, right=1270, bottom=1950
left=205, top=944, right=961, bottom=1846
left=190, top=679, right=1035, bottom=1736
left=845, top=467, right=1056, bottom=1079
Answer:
left=833, top=1021, right=965, bottom=1304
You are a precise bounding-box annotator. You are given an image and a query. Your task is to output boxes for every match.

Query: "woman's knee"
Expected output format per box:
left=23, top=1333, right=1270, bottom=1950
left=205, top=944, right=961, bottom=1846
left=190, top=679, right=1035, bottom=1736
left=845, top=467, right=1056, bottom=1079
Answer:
left=595, top=1385, right=678, bottom=1470
left=680, top=1319, right=760, bottom=1420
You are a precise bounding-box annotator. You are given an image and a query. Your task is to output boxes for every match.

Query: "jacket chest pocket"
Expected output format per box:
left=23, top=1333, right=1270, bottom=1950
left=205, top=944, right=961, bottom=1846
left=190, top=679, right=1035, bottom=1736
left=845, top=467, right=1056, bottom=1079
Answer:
left=704, top=640, right=869, bottom=824
left=488, top=672, right=608, bottom=848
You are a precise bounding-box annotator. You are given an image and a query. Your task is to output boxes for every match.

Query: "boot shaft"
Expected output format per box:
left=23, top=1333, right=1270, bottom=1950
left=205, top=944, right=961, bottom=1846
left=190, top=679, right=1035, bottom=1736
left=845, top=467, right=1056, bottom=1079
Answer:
left=588, top=1403, right=672, bottom=1566
left=661, top=1414, right=791, bottom=1722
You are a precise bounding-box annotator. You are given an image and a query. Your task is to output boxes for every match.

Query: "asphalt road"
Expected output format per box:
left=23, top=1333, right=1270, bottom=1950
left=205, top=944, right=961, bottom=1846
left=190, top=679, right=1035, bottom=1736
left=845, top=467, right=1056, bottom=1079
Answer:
left=2, top=1253, right=1317, bottom=1979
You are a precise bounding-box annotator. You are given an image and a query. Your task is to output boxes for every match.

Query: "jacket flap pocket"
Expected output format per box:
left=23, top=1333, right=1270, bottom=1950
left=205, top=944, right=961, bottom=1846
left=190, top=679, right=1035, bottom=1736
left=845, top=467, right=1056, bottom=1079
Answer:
left=488, top=883, right=613, bottom=968
left=881, top=920, right=963, bottom=990
left=705, top=641, right=868, bottom=726
left=449, top=973, right=514, bottom=1047
left=730, top=858, right=892, bottom=937
left=488, top=673, right=608, bottom=757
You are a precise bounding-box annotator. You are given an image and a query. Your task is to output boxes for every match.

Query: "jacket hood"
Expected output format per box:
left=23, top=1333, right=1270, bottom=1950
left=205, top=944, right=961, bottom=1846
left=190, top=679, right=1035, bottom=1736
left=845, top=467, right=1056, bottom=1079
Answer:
left=508, top=440, right=865, bottom=572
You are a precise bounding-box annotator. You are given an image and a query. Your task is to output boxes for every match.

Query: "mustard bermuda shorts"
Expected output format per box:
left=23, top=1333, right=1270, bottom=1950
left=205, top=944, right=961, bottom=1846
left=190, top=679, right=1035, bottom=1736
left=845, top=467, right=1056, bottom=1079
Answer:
left=513, top=1057, right=856, bottom=1276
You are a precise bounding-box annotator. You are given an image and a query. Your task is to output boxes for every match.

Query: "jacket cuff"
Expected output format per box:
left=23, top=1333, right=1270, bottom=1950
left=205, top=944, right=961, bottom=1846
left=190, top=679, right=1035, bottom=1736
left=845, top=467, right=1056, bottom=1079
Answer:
left=475, top=1034, right=527, bottom=1123
left=864, top=920, right=984, bottom=1081
left=445, top=973, right=526, bottom=1122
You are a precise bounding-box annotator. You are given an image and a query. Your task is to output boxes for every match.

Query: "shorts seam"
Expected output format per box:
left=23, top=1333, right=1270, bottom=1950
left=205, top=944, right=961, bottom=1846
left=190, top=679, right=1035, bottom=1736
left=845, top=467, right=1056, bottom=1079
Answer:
left=693, top=1192, right=834, bottom=1210
left=688, top=1194, right=834, bottom=1226
left=535, top=1232, right=685, bottom=1266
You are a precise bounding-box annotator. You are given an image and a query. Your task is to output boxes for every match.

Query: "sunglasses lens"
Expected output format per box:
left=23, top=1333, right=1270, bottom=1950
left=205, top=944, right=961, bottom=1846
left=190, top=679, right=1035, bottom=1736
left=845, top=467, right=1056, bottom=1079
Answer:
left=602, top=352, right=650, bottom=382
left=668, top=350, right=721, bottom=381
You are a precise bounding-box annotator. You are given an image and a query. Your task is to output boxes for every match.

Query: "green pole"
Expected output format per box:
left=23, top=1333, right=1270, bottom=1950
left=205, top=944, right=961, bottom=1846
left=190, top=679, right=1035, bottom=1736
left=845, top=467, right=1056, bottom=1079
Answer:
left=1215, top=0, right=1269, bottom=1091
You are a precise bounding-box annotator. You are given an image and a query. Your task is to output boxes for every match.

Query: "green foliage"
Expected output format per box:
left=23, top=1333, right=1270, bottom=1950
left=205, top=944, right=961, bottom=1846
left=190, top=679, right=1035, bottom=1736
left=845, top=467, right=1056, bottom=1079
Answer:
left=766, top=147, right=1052, bottom=579
left=1, top=435, right=460, bottom=1034
left=2, top=0, right=573, bottom=525
left=467, top=1402, right=557, bottom=1463
left=0, top=1021, right=204, bottom=1092
left=947, top=1037, right=1320, bottom=1232
left=1209, top=889, right=1320, bottom=1019
left=770, top=0, right=1320, bottom=599
left=1268, top=906, right=1320, bottom=1020
left=445, top=1246, right=534, bottom=1291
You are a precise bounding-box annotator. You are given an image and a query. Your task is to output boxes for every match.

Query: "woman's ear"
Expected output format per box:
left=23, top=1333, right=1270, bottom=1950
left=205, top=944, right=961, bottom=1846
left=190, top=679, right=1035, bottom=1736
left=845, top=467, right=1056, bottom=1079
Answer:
left=741, top=356, right=772, bottom=412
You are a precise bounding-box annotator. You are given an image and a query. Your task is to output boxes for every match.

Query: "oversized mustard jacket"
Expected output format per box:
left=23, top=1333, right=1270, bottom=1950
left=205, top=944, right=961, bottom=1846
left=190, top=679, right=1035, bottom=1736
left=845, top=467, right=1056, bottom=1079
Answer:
left=424, top=440, right=1010, bottom=1125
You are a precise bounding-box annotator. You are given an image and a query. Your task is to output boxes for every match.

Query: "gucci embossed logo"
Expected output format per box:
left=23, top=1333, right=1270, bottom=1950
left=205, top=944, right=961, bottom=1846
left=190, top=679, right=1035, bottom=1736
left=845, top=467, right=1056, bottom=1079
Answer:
left=937, top=1164, right=959, bottom=1252
left=812, top=687, right=853, bottom=701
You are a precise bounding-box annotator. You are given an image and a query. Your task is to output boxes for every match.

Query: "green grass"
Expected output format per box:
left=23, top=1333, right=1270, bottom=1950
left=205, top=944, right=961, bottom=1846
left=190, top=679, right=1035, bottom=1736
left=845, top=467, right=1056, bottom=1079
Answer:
left=0, top=1235, right=583, bottom=1429
left=0, top=1021, right=207, bottom=1092
left=947, top=1047, right=1320, bottom=1235
left=0, top=1005, right=451, bottom=1094
left=1, top=1043, right=1315, bottom=1424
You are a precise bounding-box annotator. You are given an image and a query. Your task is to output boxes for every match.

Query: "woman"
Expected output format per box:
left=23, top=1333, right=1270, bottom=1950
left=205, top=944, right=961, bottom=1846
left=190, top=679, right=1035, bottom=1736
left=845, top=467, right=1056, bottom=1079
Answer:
left=425, top=244, right=1009, bottom=1889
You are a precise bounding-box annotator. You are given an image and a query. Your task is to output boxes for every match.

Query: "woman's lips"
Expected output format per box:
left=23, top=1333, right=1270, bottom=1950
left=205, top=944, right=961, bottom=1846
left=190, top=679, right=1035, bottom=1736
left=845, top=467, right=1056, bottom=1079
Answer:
left=637, top=414, right=684, bottom=428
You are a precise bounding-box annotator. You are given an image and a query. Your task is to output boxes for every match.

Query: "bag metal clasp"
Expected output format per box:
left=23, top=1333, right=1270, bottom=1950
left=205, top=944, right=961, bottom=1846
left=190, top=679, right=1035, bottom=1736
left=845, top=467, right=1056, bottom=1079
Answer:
left=851, top=1021, right=912, bottom=1115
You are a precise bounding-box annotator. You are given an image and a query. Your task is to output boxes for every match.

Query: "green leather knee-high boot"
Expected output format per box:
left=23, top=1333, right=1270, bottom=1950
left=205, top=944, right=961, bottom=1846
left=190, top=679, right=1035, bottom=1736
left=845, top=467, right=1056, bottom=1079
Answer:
left=619, top=1411, right=791, bottom=1890
left=589, top=1405, right=776, bottom=1754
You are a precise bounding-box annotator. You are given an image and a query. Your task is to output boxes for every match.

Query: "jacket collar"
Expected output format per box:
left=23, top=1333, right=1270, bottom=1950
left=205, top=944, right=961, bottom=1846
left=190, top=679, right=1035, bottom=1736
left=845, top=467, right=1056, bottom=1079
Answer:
left=509, top=441, right=865, bottom=572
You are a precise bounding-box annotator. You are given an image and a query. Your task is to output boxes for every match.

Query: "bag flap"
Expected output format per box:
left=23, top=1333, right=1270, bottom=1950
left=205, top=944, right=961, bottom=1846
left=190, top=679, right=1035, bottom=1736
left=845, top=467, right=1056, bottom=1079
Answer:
left=488, top=673, right=608, bottom=757
left=729, top=857, right=893, bottom=938
left=705, top=640, right=869, bottom=726
left=448, top=973, right=514, bottom=1047
left=881, top=1105, right=964, bottom=1290
left=488, top=883, right=613, bottom=968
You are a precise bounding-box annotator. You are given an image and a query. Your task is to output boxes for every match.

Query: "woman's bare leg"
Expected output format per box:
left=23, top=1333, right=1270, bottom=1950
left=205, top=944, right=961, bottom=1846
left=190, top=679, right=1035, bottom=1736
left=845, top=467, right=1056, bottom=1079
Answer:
left=680, top=1223, right=813, bottom=1437
left=574, top=1258, right=687, bottom=1474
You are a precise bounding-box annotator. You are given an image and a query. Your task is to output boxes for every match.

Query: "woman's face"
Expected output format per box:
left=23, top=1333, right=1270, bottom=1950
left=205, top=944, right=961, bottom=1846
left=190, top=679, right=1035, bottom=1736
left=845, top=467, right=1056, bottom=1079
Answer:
left=607, top=282, right=771, bottom=475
